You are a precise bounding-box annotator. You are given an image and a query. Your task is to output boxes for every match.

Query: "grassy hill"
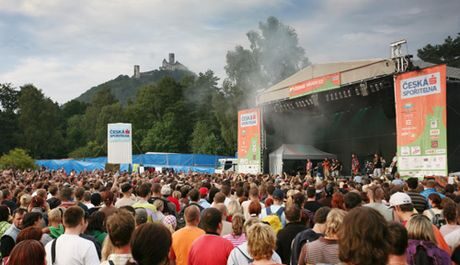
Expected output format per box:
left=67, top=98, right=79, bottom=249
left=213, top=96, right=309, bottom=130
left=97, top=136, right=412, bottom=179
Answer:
left=75, top=69, right=195, bottom=104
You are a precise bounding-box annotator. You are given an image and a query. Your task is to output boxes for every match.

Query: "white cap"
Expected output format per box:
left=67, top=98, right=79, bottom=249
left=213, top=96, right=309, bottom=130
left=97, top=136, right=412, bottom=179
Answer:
left=389, top=192, right=412, bottom=208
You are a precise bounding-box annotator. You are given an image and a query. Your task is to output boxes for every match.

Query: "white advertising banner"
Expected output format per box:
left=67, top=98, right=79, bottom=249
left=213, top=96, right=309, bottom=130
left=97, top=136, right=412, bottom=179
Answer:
left=107, top=123, right=132, bottom=164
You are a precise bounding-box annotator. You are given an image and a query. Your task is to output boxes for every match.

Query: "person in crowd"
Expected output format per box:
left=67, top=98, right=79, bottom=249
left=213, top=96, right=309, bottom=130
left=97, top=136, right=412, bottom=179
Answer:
left=331, top=192, right=345, bottom=210
left=74, top=187, right=89, bottom=213
left=0, top=208, right=26, bottom=259
left=132, top=183, right=160, bottom=222
left=16, top=226, right=42, bottom=243
left=0, top=205, right=11, bottom=237
left=440, top=200, right=460, bottom=237
left=389, top=191, right=451, bottom=254
left=188, top=207, right=234, bottom=265
left=304, top=187, right=322, bottom=213
left=82, top=191, right=95, bottom=209
left=423, top=193, right=443, bottom=222
left=128, top=222, right=172, bottom=265
left=8, top=240, right=46, bottom=265
left=364, top=185, right=393, bottom=221
left=58, top=186, right=76, bottom=209
left=246, top=223, right=283, bottom=265
left=406, top=214, right=450, bottom=265
left=405, top=177, right=428, bottom=214
left=170, top=205, right=204, bottom=265
left=22, top=211, right=53, bottom=246
left=149, top=183, right=176, bottom=217
left=47, top=185, right=61, bottom=210
left=152, top=199, right=166, bottom=222
left=242, top=187, right=264, bottom=220
left=86, top=211, right=107, bottom=245
left=275, top=205, right=305, bottom=264
left=227, top=199, right=242, bottom=222
left=88, top=193, right=102, bottom=215
left=187, top=189, right=205, bottom=212
left=19, top=194, right=32, bottom=210
left=214, top=202, right=233, bottom=236
left=2, top=189, right=18, bottom=213
left=101, top=211, right=136, bottom=265
left=223, top=213, right=246, bottom=247
left=298, top=208, right=347, bottom=265
left=100, top=191, right=117, bottom=219
left=162, top=214, right=177, bottom=233
left=291, top=206, right=330, bottom=265
left=387, top=222, right=408, bottom=265
left=115, top=183, right=136, bottom=208
left=198, top=187, right=211, bottom=209
left=45, top=206, right=99, bottom=265
left=134, top=208, right=148, bottom=226
left=248, top=200, right=262, bottom=218
left=227, top=218, right=282, bottom=265
left=167, top=188, right=180, bottom=213
left=343, top=192, right=362, bottom=211
left=260, top=189, right=286, bottom=226
left=338, top=207, right=390, bottom=265
left=420, top=179, right=445, bottom=200
left=48, top=207, right=64, bottom=239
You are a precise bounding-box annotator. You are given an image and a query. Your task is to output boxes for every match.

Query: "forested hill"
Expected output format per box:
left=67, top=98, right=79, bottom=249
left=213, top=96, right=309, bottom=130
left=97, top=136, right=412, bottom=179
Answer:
left=75, top=69, right=196, bottom=104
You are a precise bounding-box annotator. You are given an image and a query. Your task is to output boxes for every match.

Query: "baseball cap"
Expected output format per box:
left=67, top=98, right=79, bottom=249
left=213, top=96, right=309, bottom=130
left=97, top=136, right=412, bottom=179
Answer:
left=389, top=192, right=412, bottom=208
left=199, top=187, right=208, bottom=196
left=272, top=189, right=284, bottom=200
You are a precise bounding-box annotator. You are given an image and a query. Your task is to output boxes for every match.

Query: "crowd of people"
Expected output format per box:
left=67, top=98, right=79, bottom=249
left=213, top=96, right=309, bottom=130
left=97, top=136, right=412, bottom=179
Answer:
left=0, top=166, right=459, bottom=265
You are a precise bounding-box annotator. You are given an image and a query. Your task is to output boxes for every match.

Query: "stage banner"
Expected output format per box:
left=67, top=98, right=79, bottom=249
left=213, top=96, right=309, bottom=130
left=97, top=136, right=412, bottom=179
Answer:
left=289, top=73, right=340, bottom=98
left=395, top=65, right=447, bottom=178
left=108, top=123, right=132, bottom=164
left=238, top=108, right=261, bottom=174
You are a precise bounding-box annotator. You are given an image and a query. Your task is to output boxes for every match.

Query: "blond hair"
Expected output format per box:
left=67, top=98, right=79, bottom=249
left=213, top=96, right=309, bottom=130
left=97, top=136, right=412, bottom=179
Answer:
left=227, top=199, right=242, bottom=217
left=48, top=208, right=62, bottom=223
left=325, top=208, right=347, bottom=237
left=407, top=214, right=436, bottom=244
left=247, top=223, right=276, bottom=260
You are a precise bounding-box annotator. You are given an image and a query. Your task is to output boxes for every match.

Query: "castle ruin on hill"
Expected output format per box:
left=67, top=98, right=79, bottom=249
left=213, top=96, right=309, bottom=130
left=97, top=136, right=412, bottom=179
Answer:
left=133, top=53, right=188, bottom=78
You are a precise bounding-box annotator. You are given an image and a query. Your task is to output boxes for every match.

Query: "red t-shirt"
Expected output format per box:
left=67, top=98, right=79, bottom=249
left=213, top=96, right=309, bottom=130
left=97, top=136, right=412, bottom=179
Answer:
left=168, top=196, right=180, bottom=212
left=188, top=234, right=234, bottom=265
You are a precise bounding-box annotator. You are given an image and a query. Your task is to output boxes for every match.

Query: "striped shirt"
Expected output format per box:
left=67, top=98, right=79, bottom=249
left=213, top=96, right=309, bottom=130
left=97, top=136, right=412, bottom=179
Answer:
left=406, top=191, right=428, bottom=213
left=223, top=233, right=246, bottom=247
left=298, top=237, right=340, bottom=265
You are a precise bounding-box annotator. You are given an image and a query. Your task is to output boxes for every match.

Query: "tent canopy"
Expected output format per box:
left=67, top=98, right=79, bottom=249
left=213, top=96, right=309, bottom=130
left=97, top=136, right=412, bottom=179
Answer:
left=269, top=144, right=336, bottom=175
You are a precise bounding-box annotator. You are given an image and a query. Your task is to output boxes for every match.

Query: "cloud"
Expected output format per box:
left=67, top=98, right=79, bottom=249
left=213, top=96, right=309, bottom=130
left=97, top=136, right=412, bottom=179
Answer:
left=0, top=0, right=459, bottom=103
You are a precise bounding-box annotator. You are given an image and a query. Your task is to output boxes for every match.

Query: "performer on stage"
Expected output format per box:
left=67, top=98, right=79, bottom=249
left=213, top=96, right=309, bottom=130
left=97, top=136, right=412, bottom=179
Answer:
left=351, top=153, right=360, bottom=176
left=323, top=158, right=331, bottom=179
left=305, top=159, right=313, bottom=177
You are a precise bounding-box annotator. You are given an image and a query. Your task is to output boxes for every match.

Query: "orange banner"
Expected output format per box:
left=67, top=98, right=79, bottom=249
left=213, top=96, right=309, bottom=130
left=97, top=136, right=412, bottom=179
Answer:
left=237, top=108, right=261, bottom=174
left=394, top=65, right=447, bottom=177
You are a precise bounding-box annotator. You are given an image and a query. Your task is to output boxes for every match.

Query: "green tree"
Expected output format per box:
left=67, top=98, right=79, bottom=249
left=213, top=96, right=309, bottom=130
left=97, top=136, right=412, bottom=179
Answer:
left=141, top=112, right=189, bottom=153
left=418, top=33, right=460, bottom=67
left=0, top=148, right=36, bottom=170
left=0, top=83, right=19, bottom=154
left=17, top=85, right=65, bottom=158
left=190, top=121, right=224, bottom=154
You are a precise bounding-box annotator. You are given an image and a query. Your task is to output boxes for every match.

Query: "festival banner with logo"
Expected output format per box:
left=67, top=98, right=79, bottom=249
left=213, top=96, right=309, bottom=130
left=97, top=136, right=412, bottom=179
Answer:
left=289, top=73, right=341, bottom=98
left=395, top=65, right=447, bottom=178
left=107, top=123, right=133, bottom=164
left=238, top=108, right=261, bottom=174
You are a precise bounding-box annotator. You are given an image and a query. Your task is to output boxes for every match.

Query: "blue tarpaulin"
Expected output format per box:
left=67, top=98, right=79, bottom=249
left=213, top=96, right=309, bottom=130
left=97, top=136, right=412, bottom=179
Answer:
left=36, top=153, right=233, bottom=174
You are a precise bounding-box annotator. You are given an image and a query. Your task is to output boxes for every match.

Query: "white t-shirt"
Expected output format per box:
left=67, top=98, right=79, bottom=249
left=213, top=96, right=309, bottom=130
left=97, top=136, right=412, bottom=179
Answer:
left=45, top=234, right=99, bottom=265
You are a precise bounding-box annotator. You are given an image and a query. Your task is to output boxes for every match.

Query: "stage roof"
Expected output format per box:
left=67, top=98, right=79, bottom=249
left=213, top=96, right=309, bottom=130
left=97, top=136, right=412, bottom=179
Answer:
left=257, top=59, right=460, bottom=105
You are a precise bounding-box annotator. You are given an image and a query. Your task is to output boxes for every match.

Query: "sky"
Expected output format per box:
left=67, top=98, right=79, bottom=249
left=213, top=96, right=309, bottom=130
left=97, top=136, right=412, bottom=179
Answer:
left=0, top=0, right=459, bottom=104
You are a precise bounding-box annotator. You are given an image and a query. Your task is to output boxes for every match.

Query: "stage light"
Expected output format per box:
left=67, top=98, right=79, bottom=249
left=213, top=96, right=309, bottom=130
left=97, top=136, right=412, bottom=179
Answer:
left=355, top=87, right=361, bottom=96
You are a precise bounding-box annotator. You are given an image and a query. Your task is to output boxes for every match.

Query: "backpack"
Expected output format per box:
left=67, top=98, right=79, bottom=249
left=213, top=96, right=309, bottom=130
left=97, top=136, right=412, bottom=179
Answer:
left=176, top=203, right=204, bottom=229
left=429, top=209, right=446, bottom=228
left=262, top=206, right=284, bottom=234
left=290, top=229, right=322, bottom=265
